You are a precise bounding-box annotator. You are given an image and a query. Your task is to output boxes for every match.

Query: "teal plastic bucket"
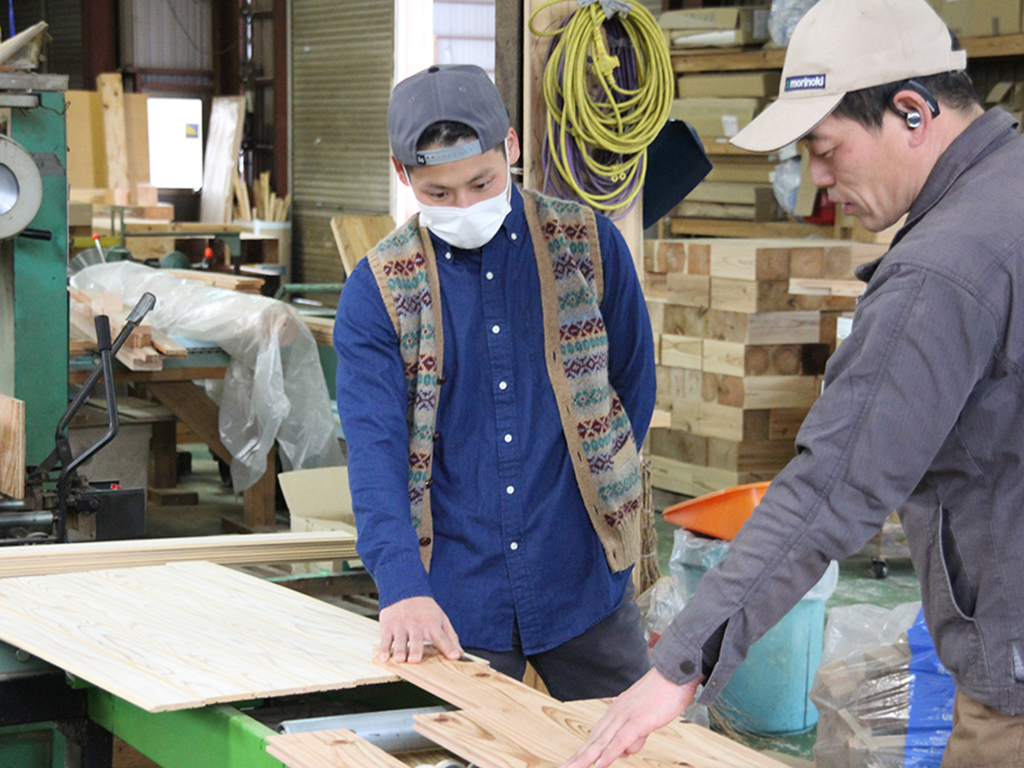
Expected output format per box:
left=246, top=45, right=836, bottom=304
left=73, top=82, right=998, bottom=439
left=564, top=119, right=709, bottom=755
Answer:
left=669, top=528, right=838, bottom=735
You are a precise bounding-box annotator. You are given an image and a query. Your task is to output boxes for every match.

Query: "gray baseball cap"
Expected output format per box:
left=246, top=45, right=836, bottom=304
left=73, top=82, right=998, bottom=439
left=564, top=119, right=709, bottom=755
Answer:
left=388, top=64, right=510, bottom=167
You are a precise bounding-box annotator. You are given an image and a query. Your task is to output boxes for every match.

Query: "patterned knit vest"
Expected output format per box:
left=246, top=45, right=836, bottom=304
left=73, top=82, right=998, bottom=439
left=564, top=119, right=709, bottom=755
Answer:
left=366, top=189, right=642, bottom=572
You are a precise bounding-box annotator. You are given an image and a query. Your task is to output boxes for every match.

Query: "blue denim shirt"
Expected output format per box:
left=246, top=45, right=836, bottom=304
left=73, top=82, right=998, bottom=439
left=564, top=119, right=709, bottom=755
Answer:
left=334, top=186, right=656, bottom=654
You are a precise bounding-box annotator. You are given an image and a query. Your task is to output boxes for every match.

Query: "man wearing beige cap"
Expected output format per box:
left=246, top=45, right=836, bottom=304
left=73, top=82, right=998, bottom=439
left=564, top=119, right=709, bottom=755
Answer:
left=563, top=0, right=1024, bottom=765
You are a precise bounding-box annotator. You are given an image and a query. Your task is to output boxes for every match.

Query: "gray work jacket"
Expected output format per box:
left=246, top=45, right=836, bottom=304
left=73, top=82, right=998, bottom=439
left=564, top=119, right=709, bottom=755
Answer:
left=652, top=108, right=1024, bottom=714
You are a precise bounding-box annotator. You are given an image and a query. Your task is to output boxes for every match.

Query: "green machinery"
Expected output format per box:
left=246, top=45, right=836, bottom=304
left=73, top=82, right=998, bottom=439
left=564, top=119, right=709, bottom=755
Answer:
left=0, top=73, right=69, bottom=467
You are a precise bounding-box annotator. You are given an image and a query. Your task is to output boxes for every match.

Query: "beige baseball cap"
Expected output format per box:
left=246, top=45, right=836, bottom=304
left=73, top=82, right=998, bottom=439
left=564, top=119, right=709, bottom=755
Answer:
left=730, top=0, right=967, bottom=152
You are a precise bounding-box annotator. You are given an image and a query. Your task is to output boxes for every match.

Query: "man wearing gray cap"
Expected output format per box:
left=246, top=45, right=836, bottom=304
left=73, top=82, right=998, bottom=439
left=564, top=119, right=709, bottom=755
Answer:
left=333, top=64, right=656, bottom=700
left=563, top=0, right=1024, bottom=764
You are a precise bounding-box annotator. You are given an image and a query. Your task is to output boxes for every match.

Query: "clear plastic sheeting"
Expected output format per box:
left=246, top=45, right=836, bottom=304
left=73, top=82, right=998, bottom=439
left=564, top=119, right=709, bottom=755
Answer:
left=69, top=262, right=343, bottom=492
left=768, top=0, right=820, bottom=47
left=810, top=602, right=956, bottom=768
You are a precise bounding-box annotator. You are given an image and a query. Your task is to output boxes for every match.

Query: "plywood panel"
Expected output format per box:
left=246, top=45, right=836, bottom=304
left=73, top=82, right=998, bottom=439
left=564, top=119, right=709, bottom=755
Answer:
left=66, top=90, right=106, bottom=189
left=199, top=96, right=246, bottom=223
left=0, top=561, right=392, bottom=713
left=0, top=394, right=25, bottom=499
left=97, top=73, right=129, bottom=194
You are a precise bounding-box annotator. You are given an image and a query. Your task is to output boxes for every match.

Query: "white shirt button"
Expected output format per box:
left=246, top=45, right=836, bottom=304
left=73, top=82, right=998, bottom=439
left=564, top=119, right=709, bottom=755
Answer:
left=510, top=232, right=518, bottom=241
left=444, top=252, right=452, bottom=260
left=510, top=541, right=519, bottom=551
left=486, top=271, right=494, bottom=280
left=491, top=324, right=500, bottom=334
left=506, top=485, right=515, bottom=495
left=504, top=434, right=512, bottom=443
left=498, top=381, right=508, bottom=390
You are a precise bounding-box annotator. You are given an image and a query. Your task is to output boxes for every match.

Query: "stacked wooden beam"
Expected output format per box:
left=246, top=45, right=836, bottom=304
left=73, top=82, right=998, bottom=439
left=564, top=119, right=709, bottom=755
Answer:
left=68, top=287, right=188, bottom=371
left=163, top=269, right=265, bottom=294
left=644, top=238, right=885, bottom=496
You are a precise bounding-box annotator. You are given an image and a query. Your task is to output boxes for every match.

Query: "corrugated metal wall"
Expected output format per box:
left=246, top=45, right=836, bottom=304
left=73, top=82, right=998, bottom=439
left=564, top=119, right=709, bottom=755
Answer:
left=121, top=0, right=213, bottom=71
left=291, top=0, right=394, bottom=285
left=12, top=0, right=84, bottom=88
left=434, top=1, right=495, bottom=77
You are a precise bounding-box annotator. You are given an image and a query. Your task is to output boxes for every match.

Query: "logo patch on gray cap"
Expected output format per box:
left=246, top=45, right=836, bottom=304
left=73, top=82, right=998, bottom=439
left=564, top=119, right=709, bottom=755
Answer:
left=785, top=74, right=826, bottom=92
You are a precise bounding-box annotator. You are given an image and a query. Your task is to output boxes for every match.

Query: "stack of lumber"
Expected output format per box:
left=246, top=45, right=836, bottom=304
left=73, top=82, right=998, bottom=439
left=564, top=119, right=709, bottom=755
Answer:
left=670, top=70, right=785, bottom=223
left=643, top=238, right=885, bottom=496
left=68, top=287, right=188, bottom=372
left=163, top=269, right=265, bottom=294
left=66, top=75, right=174, bottom=220
left=233, top=170, right=292, bottom=223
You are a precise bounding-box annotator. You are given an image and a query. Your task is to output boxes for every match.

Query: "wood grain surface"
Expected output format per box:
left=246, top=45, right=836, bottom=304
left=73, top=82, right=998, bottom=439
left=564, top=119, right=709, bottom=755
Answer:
left=0, top=561, right=391, bottom=712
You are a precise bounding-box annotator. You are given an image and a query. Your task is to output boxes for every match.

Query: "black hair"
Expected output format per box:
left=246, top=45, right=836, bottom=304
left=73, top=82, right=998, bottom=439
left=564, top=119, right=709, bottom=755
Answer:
left=416, top=120, right=479, bottom=150
left=831, top=32, right=980, bottom=129
left=405, top=120, right=507, bottom=175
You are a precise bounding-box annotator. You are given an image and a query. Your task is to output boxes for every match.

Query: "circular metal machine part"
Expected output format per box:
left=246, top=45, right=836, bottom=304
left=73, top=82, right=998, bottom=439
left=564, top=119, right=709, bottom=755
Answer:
left=0, top=135, right=42, bottom=240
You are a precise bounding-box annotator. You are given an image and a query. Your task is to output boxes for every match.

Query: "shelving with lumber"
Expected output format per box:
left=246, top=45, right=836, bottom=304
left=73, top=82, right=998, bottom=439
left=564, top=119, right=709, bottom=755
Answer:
left=642, top=238, right=884, bottom=496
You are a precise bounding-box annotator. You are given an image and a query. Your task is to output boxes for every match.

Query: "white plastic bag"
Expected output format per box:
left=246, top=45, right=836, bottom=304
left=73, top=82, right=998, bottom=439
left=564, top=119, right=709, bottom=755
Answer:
left=70, top=262, right=343, bottom=491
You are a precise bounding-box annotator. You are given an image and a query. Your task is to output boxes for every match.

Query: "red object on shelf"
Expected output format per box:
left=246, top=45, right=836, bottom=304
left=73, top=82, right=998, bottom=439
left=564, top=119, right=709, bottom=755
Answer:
left=803, top=189, right=835, bottom=225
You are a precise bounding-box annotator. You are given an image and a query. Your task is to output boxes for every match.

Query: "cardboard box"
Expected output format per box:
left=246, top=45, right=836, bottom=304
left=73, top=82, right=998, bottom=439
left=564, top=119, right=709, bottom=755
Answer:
left=677, top=71, right=781, bottom=99
left=930, top=0, right=1021, bottom=36
left=670, top=98, right=764, bottom=138
left=659, top=6, right=769, bottom=32
left=660, top=6, right=770, bottom=47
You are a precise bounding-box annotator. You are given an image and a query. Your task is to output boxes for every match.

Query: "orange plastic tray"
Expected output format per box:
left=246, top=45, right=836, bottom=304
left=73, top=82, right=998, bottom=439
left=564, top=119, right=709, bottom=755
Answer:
left=662, top=481, right=771, bottom=541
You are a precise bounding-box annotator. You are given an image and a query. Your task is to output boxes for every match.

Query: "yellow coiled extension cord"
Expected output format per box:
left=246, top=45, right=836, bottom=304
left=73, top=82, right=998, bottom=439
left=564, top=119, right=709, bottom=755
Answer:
left=528, top=0, right=674, bottom=215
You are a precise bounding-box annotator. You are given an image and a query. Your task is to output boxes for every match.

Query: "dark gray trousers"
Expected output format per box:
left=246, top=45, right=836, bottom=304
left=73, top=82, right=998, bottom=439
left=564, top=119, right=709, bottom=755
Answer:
left=465, top=583, right=651, bottom=702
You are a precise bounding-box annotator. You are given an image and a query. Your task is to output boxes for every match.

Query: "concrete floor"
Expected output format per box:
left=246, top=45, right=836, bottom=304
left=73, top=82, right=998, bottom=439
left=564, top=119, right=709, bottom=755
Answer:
left=149, top=447, right=923, bottom=766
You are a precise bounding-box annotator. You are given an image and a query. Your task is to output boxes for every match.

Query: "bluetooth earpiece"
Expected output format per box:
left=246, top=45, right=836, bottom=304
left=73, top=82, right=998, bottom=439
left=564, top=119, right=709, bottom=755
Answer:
left=889, top=80, right=939, bottom=129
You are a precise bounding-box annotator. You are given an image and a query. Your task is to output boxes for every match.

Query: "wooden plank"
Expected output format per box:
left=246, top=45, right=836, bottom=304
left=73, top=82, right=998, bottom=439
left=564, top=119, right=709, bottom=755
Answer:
left=788, top=278, right=865, bottom=298
left=0, top=531, right=358, bottom=579
left=649, top=455, right=775, bottom=496
left=0, top=395, right=25, bottom=499
left=665, top=273, right=710, bottom=307
left=648, top=428, right=708, bottom=466
left=386, top=654, right=788, bottom=768
left=329, top=215, right=395, bottom=277
left=145, top=381, right=230, bottom=463
left=672, top=48, right=786, bottom=74
left=687, top=181, right=769, bottom=206
left=124, top=92, right=150, bottom=190
left=0, top=562, right=389, bottom=713
left=709, top=242, right=790, bottom=281
left=302, top=316, right=335, bottom=346
left=267, top=729, right=411, bottom=768
left=660, top=334, right=702, bottom=369
left=669, top=217, right=832, bottom=239
left=199, top=96, right=247, bottom=224
left=701, top=339, right=745, bottom=376
left=704, top=374, right=820, bottom=409
left=378, top=649, right=553, bottom=712
left=706, top=437, right=796, bottom=472
left=97, top=73, right=129, bottom=195
left=65, top=90, right=105, bottom=189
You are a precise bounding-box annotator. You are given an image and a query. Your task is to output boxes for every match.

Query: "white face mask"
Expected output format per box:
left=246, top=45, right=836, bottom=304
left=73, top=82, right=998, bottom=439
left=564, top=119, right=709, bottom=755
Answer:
left=416, top=151, right=512, bottom=250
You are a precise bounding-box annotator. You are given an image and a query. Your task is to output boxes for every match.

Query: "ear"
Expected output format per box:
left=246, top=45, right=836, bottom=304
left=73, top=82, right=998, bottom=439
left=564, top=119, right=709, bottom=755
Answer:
left=391, top=155, right=411, bottom=186
left=506, top=127, right=522, bottom=166
left=891, top=89, right=933, bottom=147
